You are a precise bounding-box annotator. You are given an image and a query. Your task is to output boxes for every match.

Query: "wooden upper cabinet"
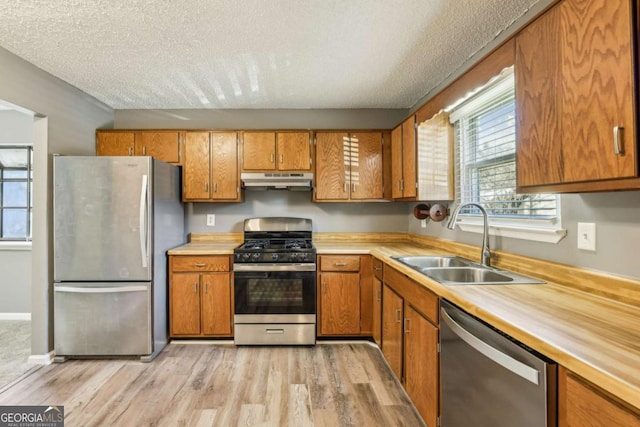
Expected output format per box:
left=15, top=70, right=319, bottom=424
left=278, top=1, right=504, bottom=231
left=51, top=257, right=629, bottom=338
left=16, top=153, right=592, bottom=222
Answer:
left=135, top=131, right=181, bottom=164
left=183, top=132, right=211, bottom=200
left=183, top=131, right=240, bottom=202
left=516, top=0, right=637, bottom=191
left=277, top=132, right=312, bottom=170
left=391, top=116, right=417, bottom=199
left=96, top=131, right=135, bottom=156
left=96, top=130, right=181, bottom=164
left=242, top=132, right=276, bottom=170
left=350, top=132, right=383, bottom=200
left=314, top=131, right=384, bottom=201
left=242, top=131, right=312, bottom=171
left=210, top=132, right=239, bottom=200
left=315, top=132, right=349, bottom=200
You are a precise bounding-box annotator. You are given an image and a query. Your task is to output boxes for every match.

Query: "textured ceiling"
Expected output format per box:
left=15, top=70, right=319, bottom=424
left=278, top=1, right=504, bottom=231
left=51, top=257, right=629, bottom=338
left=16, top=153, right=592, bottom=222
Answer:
left=0, top=0, right=540, bottom=109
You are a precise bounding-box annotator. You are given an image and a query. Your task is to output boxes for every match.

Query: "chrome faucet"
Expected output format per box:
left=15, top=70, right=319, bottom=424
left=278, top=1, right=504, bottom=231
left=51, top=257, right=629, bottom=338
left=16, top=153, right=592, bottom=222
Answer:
left=447, top=202, right=491, bottom=267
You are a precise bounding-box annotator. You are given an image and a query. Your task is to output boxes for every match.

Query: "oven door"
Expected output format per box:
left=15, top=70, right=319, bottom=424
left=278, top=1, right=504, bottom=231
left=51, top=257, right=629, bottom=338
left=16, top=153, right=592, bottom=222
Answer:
left=234, top=264, right=316, bottom=317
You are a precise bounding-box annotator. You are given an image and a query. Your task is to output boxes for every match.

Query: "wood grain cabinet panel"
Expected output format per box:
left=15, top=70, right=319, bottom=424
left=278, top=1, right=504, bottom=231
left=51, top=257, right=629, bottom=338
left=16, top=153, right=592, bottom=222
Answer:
left=516, top=0, right=637, bottom=191
left=183, top=132, right=211, bottom=200
left=169, top=255, right=233, bottom=338
left=183, top=131, right=240, bottom=202
left=277, top=132, right=312, bottom=170
left=242, top=132, right=276, bottom=170
left=96, top=131, right=135, bottom=156
left=319, top=272, right=361, bottom=335
left=170, top=272, right=201, bottom=336
left=381, top=284, right=403, bottom=379
left=314, top=131, right=384, bottom=201
left=372, top=275, right=382, bottom=346
left=201, top=273, right=232, bottom=336
left=391, top=116, right=417, bottom=199
left=135, top=131, right=181, bottom=163
left=317, top=255, right=374, bottom=338
left=559, top=367, right=640, bottom=427
left=242, top=131, right=311, bottom=172
left=404, top=305, right=439, bottom=427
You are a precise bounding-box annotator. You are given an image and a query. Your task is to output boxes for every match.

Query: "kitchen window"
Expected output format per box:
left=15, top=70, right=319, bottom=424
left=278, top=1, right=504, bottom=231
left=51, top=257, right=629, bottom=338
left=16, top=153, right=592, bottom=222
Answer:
left=0, top=146, right=33, bottom=242
left=448, top=68, right=566, bottom=243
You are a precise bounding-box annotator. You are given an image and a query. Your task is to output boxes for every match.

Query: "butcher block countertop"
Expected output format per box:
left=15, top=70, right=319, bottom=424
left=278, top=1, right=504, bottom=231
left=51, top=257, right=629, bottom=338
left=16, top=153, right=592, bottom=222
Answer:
left=169, top=232, right=640, bottom=410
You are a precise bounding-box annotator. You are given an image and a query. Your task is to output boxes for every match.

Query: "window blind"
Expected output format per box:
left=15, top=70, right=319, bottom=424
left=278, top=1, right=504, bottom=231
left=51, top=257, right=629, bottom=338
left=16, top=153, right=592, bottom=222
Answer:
left=451, top=70, right=557, bottom=219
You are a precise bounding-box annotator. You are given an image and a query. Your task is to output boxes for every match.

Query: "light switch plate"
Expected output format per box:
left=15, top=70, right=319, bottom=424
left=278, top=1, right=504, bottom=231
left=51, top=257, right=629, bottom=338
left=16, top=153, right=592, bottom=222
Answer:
left=421, top=219, right=427, bottom=228
left=206, top=214, right=216, bottom=227
left=577, top=222, right=596, bottom=251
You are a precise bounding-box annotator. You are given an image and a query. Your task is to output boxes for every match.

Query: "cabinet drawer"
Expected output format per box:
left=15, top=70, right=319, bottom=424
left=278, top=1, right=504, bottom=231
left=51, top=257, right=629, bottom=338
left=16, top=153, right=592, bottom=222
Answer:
left=373, top=258, right=383, bottom=279
left=320, top=255, right=361, bottom=271
left=172, top=256, right=230, bottom=272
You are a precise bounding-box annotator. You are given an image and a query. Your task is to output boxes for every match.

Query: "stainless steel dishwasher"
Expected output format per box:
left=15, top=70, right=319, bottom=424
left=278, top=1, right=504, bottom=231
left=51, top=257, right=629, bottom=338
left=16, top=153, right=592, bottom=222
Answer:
left=440, top=300, right=557, bottom=427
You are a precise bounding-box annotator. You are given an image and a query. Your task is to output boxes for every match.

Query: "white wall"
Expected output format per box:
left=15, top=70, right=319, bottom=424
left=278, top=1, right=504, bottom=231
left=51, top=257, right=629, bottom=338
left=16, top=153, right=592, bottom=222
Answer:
left=0, top=46, right=114, bottom=356
left=0, top=110, right=34, bottom=314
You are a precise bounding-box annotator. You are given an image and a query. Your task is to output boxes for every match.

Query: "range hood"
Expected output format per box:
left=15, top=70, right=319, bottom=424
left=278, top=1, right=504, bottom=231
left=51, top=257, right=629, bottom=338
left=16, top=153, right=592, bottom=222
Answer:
left=241, top=172, right=313, bottom=190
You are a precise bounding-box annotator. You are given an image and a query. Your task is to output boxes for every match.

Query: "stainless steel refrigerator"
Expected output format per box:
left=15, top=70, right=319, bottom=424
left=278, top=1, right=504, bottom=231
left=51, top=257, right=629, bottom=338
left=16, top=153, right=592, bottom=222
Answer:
left=53, top=156, right=184, bottom=362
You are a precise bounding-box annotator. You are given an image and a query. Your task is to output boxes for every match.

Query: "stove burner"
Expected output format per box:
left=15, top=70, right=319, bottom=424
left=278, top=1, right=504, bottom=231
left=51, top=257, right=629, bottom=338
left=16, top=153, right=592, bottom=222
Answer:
left=285, top=240, right=311, bottom=250
left=242, top=240, right=270, bottom=250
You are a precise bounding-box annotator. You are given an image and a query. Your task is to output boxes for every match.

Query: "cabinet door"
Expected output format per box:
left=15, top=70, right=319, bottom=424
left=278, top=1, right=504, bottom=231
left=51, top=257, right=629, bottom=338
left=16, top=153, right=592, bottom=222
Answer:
left=558, top=0, right=636, bottom=183
left=136, top=131, right=181, bottom=163
left=319, top=272, right=360, bottom=335
left=315, top=132, right=350, bottom=200
left=515, top=5, right=563, bottom=187
left=382, top=284, right=403, bottom=379
left=559, top=367, right=640, bottom=427
left=201, top=272, right=232, bottom=336
left=404, top=305, right=439, bottom=427
left=277, top=132, right=311, bottom=171
left=372, top=276, right=382, bottom=346
left=170, top=273, right=201, bottom=335
left=350, top=132, right=383, bottom=200
left=401, top=116, right=417, bottom=198
left=210, top=132, right=239, bottom=200
left=96, top=132, right=135, bottom=156
left=243, top=132, right=276, bottom=170
left=183, top=132, right=211, bottom=200
left=391, top=125, right=403, bottom=198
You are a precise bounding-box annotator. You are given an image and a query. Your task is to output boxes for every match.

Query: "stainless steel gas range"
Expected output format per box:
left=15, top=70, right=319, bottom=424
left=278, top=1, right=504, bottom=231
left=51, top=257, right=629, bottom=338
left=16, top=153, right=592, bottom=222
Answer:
left=233, top=217, right=316, bottom=345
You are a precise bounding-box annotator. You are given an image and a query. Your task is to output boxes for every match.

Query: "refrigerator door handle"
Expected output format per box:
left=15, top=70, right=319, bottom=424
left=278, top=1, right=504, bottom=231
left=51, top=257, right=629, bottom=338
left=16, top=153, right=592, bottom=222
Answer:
left=55, top=285, right=148, bottom=293
left=139, top=174, right=149, bottom=268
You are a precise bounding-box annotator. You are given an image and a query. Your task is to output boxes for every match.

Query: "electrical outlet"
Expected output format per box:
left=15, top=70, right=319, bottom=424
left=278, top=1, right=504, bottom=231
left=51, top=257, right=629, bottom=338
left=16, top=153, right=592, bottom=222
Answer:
left=206, top=214, right=216, bottom=227
left=577, top=222, right=596, bottom=251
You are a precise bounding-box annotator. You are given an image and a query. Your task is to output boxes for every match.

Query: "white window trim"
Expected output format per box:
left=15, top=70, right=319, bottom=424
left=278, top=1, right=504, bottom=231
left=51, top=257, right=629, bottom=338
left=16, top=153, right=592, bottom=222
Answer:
left=0, top=241, right=32, bottom=251
left=452, top=215, right=567, bottom=244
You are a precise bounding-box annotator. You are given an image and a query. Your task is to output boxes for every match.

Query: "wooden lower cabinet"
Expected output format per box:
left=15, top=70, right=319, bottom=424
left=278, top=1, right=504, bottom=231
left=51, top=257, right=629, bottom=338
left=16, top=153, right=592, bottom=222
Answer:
left=372, top=275, right=382, bottom=346
left=381, top=284, right=403, bottom=379
left=559, top=366, right=640, bottom=427
left=381, top=264, right=440, bottom=427
left=169, top=255, right=233, bottom=338
left=317, top=255, right=373, bottom=337
left=404, top=305, right=439, bottom=427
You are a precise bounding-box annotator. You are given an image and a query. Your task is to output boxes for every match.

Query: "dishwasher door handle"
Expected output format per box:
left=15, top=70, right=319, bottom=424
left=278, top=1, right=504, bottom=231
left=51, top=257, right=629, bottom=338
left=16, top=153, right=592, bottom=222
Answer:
left=441, top=307, right=540, bottom=385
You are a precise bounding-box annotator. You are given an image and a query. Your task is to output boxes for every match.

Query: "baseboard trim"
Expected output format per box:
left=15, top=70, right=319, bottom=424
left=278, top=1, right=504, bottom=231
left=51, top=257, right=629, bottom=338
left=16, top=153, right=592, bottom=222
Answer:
left=0, top=313, right=31, bottom=320
left=28, top=351, right=55, bottom=365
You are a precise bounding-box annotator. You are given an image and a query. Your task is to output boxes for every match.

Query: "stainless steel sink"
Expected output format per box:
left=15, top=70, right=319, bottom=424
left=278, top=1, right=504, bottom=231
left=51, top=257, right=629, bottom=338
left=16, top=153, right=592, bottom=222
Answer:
left=392, top=255, right=472, bottom=269
left=392, top=255, right=545, bottom=285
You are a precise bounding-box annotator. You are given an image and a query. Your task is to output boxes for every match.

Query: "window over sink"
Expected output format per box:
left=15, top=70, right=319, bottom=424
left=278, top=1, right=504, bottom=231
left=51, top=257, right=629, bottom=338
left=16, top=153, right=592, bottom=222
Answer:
left=447, top=67, right=566, bottom=244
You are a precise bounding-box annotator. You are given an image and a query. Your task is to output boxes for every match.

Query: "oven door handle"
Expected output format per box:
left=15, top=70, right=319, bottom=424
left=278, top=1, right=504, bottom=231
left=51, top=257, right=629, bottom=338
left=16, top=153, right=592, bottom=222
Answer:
left=234, top=263, right=317, bottom=272
left=234, top=272, right=270, bottom=279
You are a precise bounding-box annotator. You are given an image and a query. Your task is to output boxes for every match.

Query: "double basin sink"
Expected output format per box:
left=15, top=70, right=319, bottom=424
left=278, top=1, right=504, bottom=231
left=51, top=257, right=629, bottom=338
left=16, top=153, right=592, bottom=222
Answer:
left=392, top=255, right=545, bottom=285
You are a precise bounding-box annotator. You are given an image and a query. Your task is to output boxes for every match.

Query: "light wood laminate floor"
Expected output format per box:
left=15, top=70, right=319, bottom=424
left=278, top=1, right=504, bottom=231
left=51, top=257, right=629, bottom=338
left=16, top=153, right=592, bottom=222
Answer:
left=0, top=342, right=425, bottom=426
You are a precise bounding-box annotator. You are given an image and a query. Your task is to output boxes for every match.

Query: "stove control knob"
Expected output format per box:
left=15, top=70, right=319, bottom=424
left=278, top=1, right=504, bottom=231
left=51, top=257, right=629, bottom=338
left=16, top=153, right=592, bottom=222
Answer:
left=251, top=253, right=261, bottom=261
left=271, top=253, right=279, bottom=261
left=298, top=253, right=307, bottom=261
left=289, top=253, right=298, bottom=261
left=242, top=253, right=251, bottom=261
